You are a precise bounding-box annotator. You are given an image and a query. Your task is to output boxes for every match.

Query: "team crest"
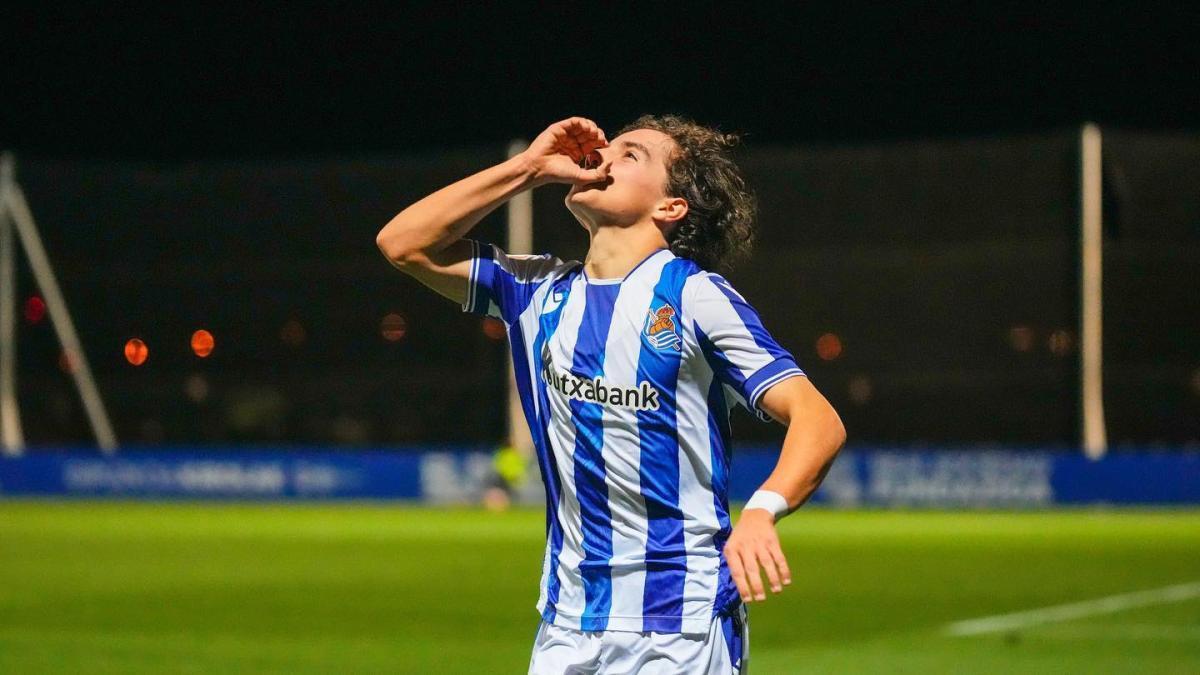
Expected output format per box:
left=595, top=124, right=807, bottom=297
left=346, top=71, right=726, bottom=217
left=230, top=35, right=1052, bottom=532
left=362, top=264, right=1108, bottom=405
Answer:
left=644, top=302, right=683, bottom=351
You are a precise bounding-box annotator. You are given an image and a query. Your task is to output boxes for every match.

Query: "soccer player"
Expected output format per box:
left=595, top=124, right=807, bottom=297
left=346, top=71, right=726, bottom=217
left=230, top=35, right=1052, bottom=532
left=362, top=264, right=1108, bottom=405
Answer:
left=376, top=116, right=846, bottom=674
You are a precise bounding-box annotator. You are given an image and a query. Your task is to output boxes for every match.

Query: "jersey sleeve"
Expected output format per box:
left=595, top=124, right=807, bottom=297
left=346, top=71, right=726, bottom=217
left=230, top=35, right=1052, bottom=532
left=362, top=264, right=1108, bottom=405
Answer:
left=686, top=272, right=806, bottom=422
left=461, top=239, right=570, bottom=324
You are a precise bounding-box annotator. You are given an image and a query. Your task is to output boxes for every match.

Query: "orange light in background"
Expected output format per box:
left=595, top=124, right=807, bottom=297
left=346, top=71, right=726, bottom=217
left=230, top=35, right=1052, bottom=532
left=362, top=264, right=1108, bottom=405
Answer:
left=1007, top=325, right=1035, bottom=352
left=380, top=313, right=407, bottom=341
left=124, top=338, right=149, bottom=366
left=280, top=318, right=306, bottom=347
left=816, top=333, right=843, bottom=361
left=24, top=296, right=46, bottom=324
left=1190, top=368, right=1200, bottom=396
left=482, top=317, right=506, bottom=341
left=1048, top=328, right=1074, bottom=356
left=191, top=329, right=215, bottom=357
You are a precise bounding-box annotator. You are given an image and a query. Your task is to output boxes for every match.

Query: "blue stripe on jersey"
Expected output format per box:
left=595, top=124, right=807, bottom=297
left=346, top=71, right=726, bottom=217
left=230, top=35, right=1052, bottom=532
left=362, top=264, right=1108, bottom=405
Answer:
left=493, top=269, right=544, bottom=324
left=570, top=283, right=621, bottom=631
left=637, top=259, right=692, bottom=632
left=465, top=240, right=491, bottom=316
left=707, top=374, right=740, bottom=616
left=744, top=359, right=804, bottom=412
left=533, top=272, right=577, bottom=623
left=707, top=274, right=794, bottom=360
left=721, top=607, right=745, bottom=669
left=697, top=325, right=743, bottom=616
left=468, top=241, right=556, bottom=324
left=694, top=324, right=750, bottom=400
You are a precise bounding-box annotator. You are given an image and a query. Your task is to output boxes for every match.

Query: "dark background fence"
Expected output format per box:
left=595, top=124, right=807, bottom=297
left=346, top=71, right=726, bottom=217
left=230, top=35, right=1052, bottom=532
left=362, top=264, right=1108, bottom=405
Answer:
left=11, top=129, right=1199, bottom=449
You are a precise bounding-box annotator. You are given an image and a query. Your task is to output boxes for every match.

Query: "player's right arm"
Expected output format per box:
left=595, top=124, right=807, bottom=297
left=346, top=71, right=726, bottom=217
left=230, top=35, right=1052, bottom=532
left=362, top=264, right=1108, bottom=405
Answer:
left=374, top=117, right=612, bottom=305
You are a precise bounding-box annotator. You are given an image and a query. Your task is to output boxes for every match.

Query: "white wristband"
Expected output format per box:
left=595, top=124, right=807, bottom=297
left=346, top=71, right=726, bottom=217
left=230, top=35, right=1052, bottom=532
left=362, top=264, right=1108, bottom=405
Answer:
left=743, top=490, right=790, bottom=521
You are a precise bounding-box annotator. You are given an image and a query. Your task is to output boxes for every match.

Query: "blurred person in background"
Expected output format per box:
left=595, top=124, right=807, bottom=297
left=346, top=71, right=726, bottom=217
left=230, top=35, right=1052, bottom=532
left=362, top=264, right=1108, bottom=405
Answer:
left=376, top=115, right=845, bottom=674
left=483, top=444, right=530, bottom=511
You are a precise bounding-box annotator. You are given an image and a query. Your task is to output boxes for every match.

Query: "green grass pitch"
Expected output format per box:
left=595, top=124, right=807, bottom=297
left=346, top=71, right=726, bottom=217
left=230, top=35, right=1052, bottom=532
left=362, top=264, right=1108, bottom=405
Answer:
left=1, top=501, right=1197, bottom=673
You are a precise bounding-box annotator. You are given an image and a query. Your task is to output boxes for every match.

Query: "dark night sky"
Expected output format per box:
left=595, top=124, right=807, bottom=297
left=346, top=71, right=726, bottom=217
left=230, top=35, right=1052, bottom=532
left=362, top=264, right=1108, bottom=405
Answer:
left=2, top=3, right=1197, bottom=159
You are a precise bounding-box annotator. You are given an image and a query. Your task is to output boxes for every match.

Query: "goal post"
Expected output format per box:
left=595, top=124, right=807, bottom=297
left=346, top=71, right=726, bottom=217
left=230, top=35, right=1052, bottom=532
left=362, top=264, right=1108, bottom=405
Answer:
left=0, top=153, right=118, bottom=455
left=0, top=165, right=21, bottom=455
left=505, top=140, right=535, bottom=459
left=1079, top=124, right=1107, bottom=459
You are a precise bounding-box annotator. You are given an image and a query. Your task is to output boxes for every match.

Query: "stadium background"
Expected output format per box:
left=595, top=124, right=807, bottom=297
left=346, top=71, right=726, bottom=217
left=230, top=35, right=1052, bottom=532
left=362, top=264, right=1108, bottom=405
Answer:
left=1, top=4, right=1198, bottom=674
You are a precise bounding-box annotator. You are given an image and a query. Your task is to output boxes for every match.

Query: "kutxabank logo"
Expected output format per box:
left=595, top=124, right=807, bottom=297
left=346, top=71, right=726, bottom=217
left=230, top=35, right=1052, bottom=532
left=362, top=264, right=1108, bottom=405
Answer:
left=542, top=366, right=662, bottom=411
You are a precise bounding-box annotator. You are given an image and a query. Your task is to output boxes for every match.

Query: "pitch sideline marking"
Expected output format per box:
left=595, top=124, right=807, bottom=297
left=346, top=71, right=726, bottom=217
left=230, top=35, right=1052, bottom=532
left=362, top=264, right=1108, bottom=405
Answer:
left=944, top=581, right=1200, bottom=637
left=1034, top=624, right=1200, bottom=641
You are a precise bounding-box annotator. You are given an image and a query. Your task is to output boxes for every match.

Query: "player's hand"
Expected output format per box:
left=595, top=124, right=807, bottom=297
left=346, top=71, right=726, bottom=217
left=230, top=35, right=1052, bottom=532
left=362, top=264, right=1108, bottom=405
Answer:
left=522, top=117, right=611, bottom=188
left=725, top=509, right=792, bottom=603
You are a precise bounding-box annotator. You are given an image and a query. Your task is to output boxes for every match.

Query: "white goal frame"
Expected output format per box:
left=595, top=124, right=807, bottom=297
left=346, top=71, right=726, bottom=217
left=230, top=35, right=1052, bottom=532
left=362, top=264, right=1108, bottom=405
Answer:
left=0, top=153, right=117, bottom=456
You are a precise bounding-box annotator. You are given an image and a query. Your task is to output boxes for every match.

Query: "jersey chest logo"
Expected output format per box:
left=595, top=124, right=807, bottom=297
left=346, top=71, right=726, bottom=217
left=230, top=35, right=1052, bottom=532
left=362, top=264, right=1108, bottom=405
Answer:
left=644, top=301, right=683, bottom=352
left=543, top=288, right=565, bottom=313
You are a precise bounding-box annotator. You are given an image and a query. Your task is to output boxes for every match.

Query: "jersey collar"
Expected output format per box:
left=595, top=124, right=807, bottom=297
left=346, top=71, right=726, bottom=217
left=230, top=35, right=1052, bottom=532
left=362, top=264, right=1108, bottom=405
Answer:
left=581, top=247, right=673, bottom=286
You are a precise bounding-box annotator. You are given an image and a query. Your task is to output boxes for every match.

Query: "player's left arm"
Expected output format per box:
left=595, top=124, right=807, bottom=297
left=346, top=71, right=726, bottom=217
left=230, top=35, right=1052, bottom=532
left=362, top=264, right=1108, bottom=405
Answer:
left=724, top=375, right=846, bottom=603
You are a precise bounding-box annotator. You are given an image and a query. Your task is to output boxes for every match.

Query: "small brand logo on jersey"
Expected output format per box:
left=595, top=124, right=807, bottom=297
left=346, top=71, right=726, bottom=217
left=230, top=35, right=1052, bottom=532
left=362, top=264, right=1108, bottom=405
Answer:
left=543, top=288, right=565, bottom=312
left=644, top=302, right=682, bottom=351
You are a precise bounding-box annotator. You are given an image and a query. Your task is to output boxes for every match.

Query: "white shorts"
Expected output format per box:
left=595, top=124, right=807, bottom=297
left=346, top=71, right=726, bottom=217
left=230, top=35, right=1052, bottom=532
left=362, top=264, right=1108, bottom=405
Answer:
left=528, top=605, right=748, bottom=675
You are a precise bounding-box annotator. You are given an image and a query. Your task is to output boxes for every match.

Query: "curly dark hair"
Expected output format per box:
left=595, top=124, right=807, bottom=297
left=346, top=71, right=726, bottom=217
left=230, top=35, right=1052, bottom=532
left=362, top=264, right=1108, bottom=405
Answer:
left=617, top=114, right=757, bottom=273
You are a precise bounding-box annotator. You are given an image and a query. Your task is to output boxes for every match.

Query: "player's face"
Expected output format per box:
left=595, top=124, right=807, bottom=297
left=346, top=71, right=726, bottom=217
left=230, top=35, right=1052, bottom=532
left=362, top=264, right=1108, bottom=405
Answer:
left=565, top=128, right=678, bottom=229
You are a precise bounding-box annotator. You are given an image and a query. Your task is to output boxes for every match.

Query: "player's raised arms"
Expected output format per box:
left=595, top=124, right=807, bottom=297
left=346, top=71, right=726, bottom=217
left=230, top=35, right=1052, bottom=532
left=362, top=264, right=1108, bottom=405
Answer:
left=375, top=117, right=611, bottom=304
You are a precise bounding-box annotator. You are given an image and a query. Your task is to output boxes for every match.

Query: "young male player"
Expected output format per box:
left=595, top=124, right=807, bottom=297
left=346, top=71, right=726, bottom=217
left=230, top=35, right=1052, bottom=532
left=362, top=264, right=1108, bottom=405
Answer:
left=376, top=115, right=846, bottom=674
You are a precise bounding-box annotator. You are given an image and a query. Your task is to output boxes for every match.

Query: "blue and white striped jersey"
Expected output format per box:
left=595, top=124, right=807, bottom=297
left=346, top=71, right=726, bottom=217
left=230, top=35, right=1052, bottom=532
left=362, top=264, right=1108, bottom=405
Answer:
left=462, top=239, right=805, bottom=635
